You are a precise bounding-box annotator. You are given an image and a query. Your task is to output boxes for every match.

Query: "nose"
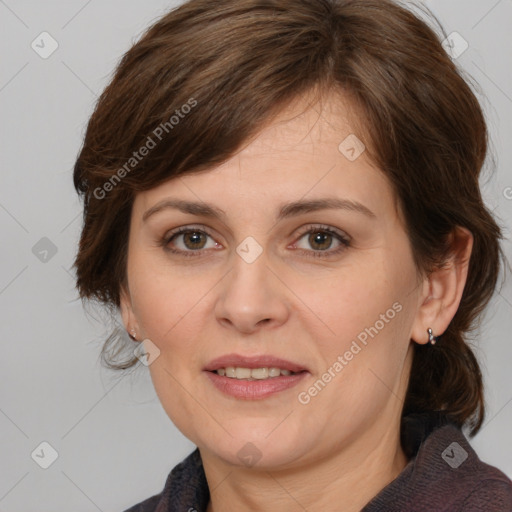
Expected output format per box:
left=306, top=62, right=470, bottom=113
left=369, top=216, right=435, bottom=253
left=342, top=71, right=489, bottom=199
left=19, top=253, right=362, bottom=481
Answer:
left=214, top=253, right=290, bottom=334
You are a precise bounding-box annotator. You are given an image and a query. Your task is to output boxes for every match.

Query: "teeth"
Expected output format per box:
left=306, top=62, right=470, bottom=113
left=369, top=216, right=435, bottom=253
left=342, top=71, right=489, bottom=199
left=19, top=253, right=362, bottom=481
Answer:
left=235, top=367, right=252, bottom=379
left=215, top=367, right=297, bottom=380
left=251, top=368, right=268, bottom=379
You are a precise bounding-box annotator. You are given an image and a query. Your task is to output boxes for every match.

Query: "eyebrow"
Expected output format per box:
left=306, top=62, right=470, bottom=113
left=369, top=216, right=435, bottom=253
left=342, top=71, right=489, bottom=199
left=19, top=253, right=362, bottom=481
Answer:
left=142, top=197, right=376, bottom=223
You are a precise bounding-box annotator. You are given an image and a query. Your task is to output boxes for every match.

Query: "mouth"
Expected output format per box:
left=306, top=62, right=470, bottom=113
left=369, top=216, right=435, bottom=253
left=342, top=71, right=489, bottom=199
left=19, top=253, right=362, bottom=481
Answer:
left=203, top=354, right=309, bottom=399
left=212, top=366, right=302, bottom=380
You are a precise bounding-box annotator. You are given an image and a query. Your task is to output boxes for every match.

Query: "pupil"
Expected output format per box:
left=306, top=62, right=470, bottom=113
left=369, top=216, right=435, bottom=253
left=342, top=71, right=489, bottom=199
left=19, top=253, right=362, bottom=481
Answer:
left=185, top=232, right=205, bottom=249
left=309, top=232, right=332, bottom=250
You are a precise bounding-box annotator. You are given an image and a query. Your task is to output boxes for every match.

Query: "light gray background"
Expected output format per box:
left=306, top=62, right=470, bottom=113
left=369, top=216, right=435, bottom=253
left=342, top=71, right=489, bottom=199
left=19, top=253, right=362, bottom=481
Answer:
left=0, top=1, right=511, bottom=511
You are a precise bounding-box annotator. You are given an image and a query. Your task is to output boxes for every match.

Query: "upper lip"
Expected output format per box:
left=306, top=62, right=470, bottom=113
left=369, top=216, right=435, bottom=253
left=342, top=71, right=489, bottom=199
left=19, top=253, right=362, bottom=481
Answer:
left=204, top=354, right=308, bottom=373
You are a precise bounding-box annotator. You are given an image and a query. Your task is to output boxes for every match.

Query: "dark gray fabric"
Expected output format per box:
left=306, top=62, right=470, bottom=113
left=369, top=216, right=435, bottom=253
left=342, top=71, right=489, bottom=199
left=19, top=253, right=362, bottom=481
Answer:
left=124, top=414, right=512, bottom=512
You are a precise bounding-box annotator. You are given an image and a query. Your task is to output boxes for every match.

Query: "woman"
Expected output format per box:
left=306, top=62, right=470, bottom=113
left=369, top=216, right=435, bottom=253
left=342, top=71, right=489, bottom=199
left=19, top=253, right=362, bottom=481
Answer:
left=72, top=0, right=512, bottom=510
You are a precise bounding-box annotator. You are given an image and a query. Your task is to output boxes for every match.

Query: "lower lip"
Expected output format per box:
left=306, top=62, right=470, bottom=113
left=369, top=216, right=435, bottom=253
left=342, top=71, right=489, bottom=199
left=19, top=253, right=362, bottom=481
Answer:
left=204, top=371, right=308, bottom=400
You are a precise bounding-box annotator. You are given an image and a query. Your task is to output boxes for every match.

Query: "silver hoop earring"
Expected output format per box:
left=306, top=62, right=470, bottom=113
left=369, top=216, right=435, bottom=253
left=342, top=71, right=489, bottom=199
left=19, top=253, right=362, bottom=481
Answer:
left=427, top=327, right=440, bottom=345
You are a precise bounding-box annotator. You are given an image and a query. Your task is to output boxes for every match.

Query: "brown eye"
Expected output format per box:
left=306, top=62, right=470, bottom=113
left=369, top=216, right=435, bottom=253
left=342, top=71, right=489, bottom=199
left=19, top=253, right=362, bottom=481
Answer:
left=163, top=227, right=219, bottom=256
left=308, top=231, right=334, bottom=251
left=293, top=225, right=350, bottom=258
left=182, top=231, right=208, bottom=250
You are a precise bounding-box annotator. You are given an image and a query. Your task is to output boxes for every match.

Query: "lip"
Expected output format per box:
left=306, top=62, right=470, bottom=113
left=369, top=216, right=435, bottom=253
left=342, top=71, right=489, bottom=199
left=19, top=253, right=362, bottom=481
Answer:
left=204, top=371, right=309, bottom=400
left=203, top=353, right=310, bottom=400
left=203, top=353, right=308, bottom=373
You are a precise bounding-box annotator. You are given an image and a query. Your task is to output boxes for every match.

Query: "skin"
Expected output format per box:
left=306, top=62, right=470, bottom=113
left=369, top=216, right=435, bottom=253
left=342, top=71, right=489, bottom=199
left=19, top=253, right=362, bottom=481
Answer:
left=120, top=91, right=473, bottom=511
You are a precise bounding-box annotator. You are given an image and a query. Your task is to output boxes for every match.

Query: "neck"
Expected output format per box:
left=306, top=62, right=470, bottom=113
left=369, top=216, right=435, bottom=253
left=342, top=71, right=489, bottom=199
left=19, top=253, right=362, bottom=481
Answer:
left=202, top=418, right=409, bottom=512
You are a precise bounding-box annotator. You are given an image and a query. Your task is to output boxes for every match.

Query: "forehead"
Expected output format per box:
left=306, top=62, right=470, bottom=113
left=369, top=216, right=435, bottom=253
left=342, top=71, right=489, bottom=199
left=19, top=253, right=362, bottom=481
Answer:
left=237, top=90, right=367, bottom=157
left=133, top=90, right=398, bottom=221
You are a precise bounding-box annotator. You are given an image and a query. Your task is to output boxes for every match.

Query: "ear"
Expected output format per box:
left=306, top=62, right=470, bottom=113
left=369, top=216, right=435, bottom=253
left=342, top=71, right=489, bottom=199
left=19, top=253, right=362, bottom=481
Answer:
left=411, top=226, right=473, bottom=345
left=119, top=285, right=139, bottom=339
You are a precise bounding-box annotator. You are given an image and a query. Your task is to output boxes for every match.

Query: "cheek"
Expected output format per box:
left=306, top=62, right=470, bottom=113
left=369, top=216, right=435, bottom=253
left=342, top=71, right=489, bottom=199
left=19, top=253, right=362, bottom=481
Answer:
left=127, top=250, right=214, bottom=342
left=302, top=262, right=402, bottom=347
left=305, top=247, right=417, bottom=389
left=145, top=356, right=204, bottom=445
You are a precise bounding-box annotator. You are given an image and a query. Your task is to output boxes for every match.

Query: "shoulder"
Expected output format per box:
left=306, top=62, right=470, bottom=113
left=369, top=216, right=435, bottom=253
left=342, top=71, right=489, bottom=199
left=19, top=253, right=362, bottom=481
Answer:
left=123, top=493, right=161, bottom=512
left=364, top=415, right=512, bottom=511
left=410, top=422, right=512, bottom=511
left=458, top=477, right=512, bottom=511
left=122, top=448, right=209, bottom=512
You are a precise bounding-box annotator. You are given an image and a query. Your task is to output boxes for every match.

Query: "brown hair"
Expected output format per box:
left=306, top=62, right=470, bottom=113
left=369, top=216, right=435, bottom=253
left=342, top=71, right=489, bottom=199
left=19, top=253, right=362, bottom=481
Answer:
left=73, top=0, right=505, bottom=436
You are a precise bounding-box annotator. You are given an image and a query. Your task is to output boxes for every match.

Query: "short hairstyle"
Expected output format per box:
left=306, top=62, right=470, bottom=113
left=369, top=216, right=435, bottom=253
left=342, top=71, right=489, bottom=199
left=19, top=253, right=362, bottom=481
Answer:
left=73, top=0, right=505, bottom=436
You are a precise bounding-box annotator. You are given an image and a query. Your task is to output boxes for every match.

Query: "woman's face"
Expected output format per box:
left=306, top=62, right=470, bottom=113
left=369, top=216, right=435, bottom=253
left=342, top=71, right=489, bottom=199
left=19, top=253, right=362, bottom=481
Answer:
left=121, top=93, right=428, bottom=469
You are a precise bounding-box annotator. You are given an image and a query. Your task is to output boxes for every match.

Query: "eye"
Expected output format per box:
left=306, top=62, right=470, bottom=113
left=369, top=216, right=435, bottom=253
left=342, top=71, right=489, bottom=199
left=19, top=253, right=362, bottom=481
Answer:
left=161, top=226, right=221, bottom=256
left=292, top=225, right=350, bottom=258
left=160, top=224, right=350, bottom=259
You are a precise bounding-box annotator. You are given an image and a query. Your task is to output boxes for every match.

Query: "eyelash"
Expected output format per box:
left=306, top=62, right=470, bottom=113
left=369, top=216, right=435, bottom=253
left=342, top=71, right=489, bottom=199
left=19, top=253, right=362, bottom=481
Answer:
left=159, top=224, right=351, bottom=259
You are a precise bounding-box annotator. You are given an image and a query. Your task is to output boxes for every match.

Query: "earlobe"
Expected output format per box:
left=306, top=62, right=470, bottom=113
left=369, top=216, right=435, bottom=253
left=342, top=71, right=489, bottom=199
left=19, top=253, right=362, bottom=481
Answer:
left=411, top=226, right=473, bottom=345
left=119, top=286, right=138, bottom=339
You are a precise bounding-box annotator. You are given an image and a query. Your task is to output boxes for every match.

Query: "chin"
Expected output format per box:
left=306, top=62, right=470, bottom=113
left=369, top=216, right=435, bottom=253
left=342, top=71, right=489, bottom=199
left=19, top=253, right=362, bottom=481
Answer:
left=194, top=421, right=312, bottom=470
